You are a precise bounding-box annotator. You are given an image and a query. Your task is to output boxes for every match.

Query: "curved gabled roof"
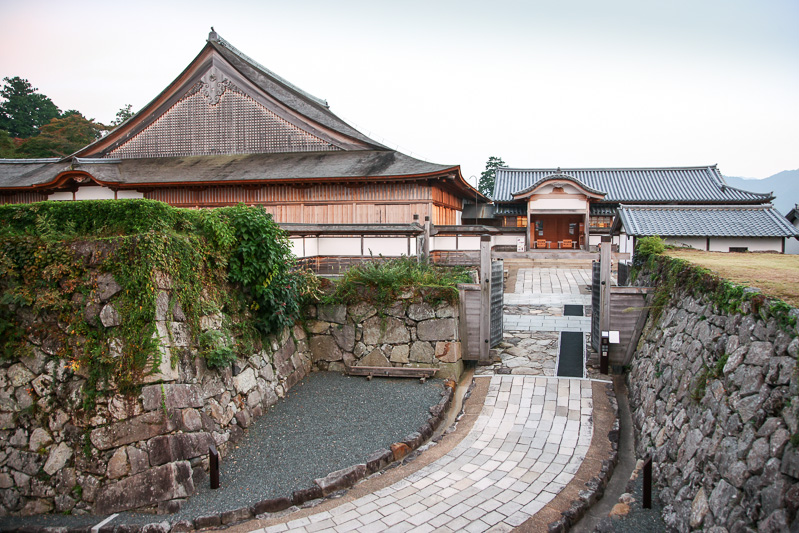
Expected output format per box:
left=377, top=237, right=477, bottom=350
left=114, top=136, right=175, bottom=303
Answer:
left=493, top=165, right=773, bottom=204
left=0, top=151, right=461, bottom=189
left=72, top=31, right=387, bottom=160
left=511, top=173, right=606, bottom=199
left=0, top=31, right=485, bottom=202
left=209, top=36, right=387, bottom=150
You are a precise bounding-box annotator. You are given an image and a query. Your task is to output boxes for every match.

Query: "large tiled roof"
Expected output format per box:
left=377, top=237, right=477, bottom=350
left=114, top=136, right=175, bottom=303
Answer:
left=209, top=35, right=387, bottom=150
left=614, top=205, right=799, bottom=238
left=493, top=166, right=772, bottom=204
left=0, top=159, right=67, bottom=188
left=0, top=151, right=457, bottom=189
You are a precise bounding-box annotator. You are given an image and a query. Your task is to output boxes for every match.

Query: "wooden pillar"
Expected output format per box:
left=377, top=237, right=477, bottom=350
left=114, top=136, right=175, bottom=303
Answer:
left=479, top=235, right=491, bottom=365
left=584, top=209, right=591, bottom=251
left=414, top=214, right=421, bottom=262
left=423, top=215, right=431, bottom=263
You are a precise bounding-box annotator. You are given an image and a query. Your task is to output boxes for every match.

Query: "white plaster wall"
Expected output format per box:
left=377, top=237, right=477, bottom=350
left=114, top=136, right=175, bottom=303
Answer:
left=708, top=237, right=783, bottom=252
left=48, top=191, right=73, bottom=201
left=787, top=219, right=799, bottom=254
left=528, top=197, right=587, bottom=211
left=363, top=237, right=409, bottom=256
left=288, top=238, right=304, bottom=258
left=617, top=234, right=635, bottom=254
left=303, top=237, right=319, bottom=257
left=74, top=186, right=116, bottom=200
left=116, top=190, right=145, bottom=199
left=588, top=235, right=602, bottom=247
left=432, top=236, right=457, bottom=251
left=665, top=237, right=707, bottom=250
left=493, top=234, right=523, bottom=247
left=457, top=236, right=481, bottom=250
left=289, top=236, right=416, bottom=258
left=318, top=237, right=361, bottom=256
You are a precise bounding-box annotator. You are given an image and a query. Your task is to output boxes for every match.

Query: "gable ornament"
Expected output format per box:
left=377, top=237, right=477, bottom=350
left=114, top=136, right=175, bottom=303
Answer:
left=200, top=66, right=231, bottom=105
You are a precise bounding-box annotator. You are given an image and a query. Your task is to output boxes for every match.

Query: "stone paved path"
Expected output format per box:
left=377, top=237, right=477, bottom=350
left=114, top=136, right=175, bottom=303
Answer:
left=480, top=267, right=593, bottom=376
left=257, top=376, right=593, bottom=533
left=247, top=265, right=598, bottom=533
left=506, top=268, right=592, bottom=334
left=514, top=268, right=592, bottom=295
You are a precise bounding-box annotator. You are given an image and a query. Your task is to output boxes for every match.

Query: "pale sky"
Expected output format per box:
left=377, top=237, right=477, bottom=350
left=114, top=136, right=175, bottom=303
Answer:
left=1, top=0, right=796, bottom=184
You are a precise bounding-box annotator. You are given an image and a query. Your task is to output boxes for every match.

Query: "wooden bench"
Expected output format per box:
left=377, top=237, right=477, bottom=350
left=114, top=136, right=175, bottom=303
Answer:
left=346, top=366, right=437, bottom=383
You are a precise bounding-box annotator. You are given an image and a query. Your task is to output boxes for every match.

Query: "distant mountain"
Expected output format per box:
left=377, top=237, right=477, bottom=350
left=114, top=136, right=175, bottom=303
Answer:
left=723, top=169, right=799, bottom=215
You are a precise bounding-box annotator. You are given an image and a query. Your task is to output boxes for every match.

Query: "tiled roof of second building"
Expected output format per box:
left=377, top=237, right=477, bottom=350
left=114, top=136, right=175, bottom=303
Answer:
left=492, top=166, right=773, bottom=204
left=614, top=204, right=799, bottom=238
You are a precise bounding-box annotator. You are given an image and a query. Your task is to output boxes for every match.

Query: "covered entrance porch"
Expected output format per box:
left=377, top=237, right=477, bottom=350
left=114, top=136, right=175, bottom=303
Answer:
left=529, top=213, right=586, bottom=249
left=511, top=172, right=606, bottom=252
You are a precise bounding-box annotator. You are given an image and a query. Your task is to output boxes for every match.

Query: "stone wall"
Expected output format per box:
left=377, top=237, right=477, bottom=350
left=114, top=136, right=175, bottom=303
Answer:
left=305, top=297, right=463, bottom=380
left=0, top=271, right=310, bottom=517
left=628, top=270, right=799, bottom=531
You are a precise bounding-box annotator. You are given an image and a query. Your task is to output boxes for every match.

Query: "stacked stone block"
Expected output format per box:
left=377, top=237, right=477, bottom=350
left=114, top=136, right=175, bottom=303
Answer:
left=0, top=270, right=311, bottom=517
left=305, top=297, right=463, bottom=380
left=628, top=276, right=799, bottom=531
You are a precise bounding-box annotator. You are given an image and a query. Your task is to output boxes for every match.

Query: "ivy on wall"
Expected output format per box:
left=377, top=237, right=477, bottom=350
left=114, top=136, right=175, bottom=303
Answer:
left=632, top=238, right=797, bottom=333
left=0, top=200, right=310, bottom=408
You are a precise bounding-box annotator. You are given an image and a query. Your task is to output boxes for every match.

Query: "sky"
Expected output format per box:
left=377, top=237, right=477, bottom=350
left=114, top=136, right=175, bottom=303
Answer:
left=1, top=0, right=797, bottom=184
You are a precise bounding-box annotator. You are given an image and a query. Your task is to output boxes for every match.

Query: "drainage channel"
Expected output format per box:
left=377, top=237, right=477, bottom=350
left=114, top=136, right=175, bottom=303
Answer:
left=556, top=304, right=586, bottom=378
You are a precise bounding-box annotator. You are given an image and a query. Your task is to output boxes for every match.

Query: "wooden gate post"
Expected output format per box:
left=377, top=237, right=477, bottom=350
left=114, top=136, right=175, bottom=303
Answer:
left=479, top=235, right=491, bottom=364
left=599, top=236, right=612, bottom=335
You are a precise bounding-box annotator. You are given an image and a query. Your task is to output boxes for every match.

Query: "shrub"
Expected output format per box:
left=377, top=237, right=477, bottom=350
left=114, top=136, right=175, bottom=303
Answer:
left=636, top=235, right=665, bottom=257
left=324, top=256, right=473, bottom=308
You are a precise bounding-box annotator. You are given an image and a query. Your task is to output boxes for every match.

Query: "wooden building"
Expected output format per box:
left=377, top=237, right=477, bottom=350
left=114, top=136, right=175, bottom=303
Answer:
left=0, top=31, right=480, bottom=225
left=490, top=165, right=797, bottom=252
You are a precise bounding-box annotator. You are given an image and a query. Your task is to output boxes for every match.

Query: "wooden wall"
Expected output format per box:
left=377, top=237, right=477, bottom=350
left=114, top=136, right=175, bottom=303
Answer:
left=1, top=192, right=48, bottom=204
left=608, top=287, right=653, bottom=366
left=145, top=180, right=465, bottom=225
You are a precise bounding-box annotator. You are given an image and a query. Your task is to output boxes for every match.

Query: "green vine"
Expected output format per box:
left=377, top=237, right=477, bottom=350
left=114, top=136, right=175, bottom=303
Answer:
left=0, top=200, right=311, bottom=413
left=633, top=249, right=797, bottom=333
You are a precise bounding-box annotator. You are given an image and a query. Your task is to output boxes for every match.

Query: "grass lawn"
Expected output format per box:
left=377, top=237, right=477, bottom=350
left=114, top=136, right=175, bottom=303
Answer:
left=664, top=249, right=799, bottom=308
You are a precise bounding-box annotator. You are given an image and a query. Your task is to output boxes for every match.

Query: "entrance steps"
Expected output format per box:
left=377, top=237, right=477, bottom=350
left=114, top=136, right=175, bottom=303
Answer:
left=493, top=251, right=629, bottom=269
left=494, top=251, right=597, bottom=269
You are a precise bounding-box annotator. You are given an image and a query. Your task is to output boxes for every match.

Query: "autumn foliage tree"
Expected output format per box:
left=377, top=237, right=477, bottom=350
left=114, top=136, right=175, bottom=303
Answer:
left=15, top=113, right=106, bottom=158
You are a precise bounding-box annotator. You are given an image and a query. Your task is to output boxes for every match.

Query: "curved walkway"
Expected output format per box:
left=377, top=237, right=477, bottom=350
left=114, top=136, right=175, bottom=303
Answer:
left=245, top=264, right=603, bottom=533
left=253, top=376, right=592, bottom=533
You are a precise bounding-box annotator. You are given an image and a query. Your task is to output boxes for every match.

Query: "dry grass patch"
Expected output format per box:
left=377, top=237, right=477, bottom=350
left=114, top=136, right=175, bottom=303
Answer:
left=665, top=249, right=799, bottom=308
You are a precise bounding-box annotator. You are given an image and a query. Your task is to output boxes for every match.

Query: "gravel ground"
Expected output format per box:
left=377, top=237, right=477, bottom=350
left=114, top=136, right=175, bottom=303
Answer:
left=0, top=372, right=445, bottom=530
left=595, top=472, right=671, bottom=532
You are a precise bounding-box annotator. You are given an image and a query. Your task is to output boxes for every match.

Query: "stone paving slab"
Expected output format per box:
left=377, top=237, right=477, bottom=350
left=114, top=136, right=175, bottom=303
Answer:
left=513, top=268, right=592, bottom=295
left=504, top=293, right=591, bottom=306
left=504, top=315, right=592, bottom=333
left=252, top=376, right=593, bottom=533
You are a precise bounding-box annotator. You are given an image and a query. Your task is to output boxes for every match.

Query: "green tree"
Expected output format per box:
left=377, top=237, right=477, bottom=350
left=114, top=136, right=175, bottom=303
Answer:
left=478, top=156, right=506, bottom=197
left=16, top=113, right=106, bottom=158
left=111, top=104, right=134, bottom=126
left=0, top=130, right=17, bottom=158
left=0, top=77, right=61, bottom=138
